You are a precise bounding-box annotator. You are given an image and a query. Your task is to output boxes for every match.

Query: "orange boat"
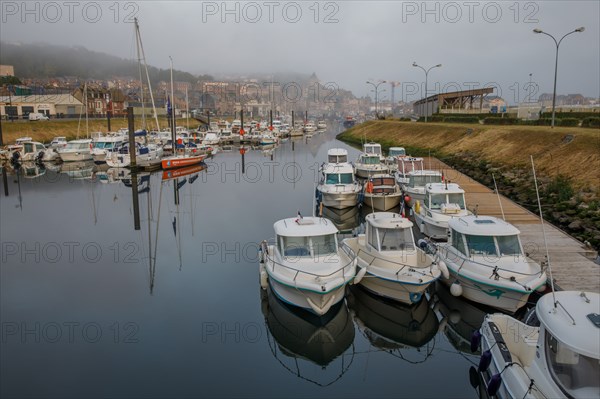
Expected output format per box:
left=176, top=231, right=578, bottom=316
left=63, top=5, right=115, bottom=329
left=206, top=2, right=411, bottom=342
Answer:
left=162, top=163, right=206, bottom=181
left=161, top=153, right=207, bottom=170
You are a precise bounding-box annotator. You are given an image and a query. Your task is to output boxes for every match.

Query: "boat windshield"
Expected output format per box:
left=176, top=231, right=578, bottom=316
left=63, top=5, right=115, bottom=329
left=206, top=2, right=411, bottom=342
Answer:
left=465, top=235, right=498, bottom=256
left=448, top=193, right=466, bottom=209
left=377, top=227, right=414, bottom=251
left=361, top=156, right=380, bottom=165
left=365, top=146, right=381, bottom=155
left=325, top=173, right=354, bottom=184
left=65, top=142, right=89, bottom=150
left=389, top=148, right=406, bottom=157
left=280, top=234, right=337, bottom=258
left=545, top=330, right=600, bottom=398
left=371, top=177, right=396, bottom=186
left=410, top=174, right=442, bottom=187
left=94, top=142, right=116, bottom=149
left=328, top=155, right=347, bottom=163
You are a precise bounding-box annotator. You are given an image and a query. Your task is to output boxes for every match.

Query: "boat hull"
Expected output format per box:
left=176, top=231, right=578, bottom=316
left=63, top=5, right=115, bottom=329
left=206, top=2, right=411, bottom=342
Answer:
left=358, top=271, right=433, bottom=305
left=319, top=190, right=359, bottom=209
left=59, top=151, right=93, bottom=162
left=161, top=154, right=206, bottom=170
left=363, top=193, right=401, bottom=211
left=414, top=212, right=449, bottom=240
left=267, top=277, right=346, bottom=316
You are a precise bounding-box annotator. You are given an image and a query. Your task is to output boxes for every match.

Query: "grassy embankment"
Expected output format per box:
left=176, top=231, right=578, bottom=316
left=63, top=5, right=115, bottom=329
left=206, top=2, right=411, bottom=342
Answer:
left=1, top=116, right=200, bottom=144
left=338, top=120, right=600, bottom=249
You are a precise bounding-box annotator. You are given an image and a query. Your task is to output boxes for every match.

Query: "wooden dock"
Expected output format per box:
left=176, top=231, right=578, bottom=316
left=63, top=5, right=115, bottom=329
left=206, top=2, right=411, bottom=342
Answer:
left=425, top=158, right=599, bottom=293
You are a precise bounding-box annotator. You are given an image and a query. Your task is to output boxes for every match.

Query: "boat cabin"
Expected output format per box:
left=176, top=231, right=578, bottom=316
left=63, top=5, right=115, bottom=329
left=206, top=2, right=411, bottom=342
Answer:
left=424, top=183, right=466, bottom=212
left=388, top=147, right=406, bottom=157
left=407, top=170, right=443, bottom=188
left=363, top=142, right=382, bottom=156
left=273, top=217, right=339, bottom=258
left=327, top=148, right=348, bottom=164
left=398, top=157, right=424, bottom=177
left=365, top=213, right=415, bottom=252
left=536, top=291, right=600, bottom=398
left=359, top=154, right=382, bottom=165
left=448, top=216, right=523, bottom=257
left=22, top=142, right=46, bottom=155
left=368, top=175, right=397, bottom=194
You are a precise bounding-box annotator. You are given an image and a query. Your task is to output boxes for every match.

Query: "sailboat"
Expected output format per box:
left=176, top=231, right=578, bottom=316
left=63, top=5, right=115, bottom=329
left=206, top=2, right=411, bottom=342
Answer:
left=160, top=57, right=207, bottom=170
left=58, top=83, right=93, bottom=162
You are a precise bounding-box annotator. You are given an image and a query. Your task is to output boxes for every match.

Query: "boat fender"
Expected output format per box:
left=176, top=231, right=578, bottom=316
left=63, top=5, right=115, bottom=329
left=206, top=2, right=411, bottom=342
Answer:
left=468, top=367, right=480, bottom=389
left=414, top=200, right=420, bottom=214
left=479, top=350, right=492, bottom=372
left=487, top=373, right=502, bottom=397
left=353, top=267, right=368, bottom=285
left=449, top=310, right=461, bottom=325
left=450, top=281, right=463, bottom=297
left=470, top=330, right=482, bottom=353
left=438, top=260, right=450, bottom=280
left=404, top=195, right=411, bottom=204
left=409, top=292, right=422, bottom=303
left=259, top=264, right=268, bottom=290
left=438, top=317, right=448, bottom=333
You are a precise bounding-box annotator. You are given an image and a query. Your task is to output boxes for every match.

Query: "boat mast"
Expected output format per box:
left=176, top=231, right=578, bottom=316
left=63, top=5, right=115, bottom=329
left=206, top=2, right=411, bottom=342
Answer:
left=134, top=18, right=146, bottom=130
left=169, top=56, right=176, bottom=146
left=134, top=18, right=160, bottom=132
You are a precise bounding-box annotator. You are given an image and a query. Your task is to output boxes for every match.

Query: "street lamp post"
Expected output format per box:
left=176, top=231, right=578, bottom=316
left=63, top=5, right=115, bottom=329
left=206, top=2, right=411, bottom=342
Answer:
left=533, top=27, right=585, bottom=128
left=412, top=62, right=442, bottom=122
left=366, top=80, right=386, bottom=118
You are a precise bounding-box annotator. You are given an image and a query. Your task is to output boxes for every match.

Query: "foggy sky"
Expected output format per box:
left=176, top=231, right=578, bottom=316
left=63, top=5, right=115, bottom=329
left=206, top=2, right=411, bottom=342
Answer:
left=1, top=1, right=599, bottom=104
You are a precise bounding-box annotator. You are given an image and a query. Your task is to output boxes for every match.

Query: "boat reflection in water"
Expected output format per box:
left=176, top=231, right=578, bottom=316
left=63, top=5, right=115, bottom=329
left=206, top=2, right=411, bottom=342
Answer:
left=347, top=285, right=438, bottom=364
left=60, top=160, right=95, bottom=180
left=260, top=286, right=355, bottom=386
left=319, top=205, right=360, bottom=233
left=432, top=281, right=492, bottom=355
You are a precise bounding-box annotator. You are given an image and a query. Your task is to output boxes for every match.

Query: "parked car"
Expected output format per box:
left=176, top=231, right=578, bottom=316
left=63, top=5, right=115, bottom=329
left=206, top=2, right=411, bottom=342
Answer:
left=28, top=113, right=49, bottom=121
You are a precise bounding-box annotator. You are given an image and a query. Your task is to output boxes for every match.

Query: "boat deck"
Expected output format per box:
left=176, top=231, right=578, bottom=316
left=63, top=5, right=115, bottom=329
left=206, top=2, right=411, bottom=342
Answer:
left=424, top=157, right=599, bottom=293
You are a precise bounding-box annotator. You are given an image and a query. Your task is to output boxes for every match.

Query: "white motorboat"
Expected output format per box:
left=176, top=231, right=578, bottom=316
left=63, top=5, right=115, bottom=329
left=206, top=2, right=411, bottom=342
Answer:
left=396, top=156, right=424, bottom=186
left=342, top=212, right=442, bottom=305
left=106, top=141, right=163, bottom=169
left=259, top=215, right=357, bottom=316
left=355, top=142, right=388, bottom=178
left=57, top=139, right=93, bottom=162
left=363, top=174, right=403, bottom=211
left=355, top=153, right=389, bottom=178
left=304, top=122, right=317, bottom=133
left=90, top=134, right=127, bottom=163
left=385, top=147, right=406, bottom=172
left=317, top=120, right=327, bottom=130
left=403, top=170, right=442, bottom=207
left=49, top=136, right=68, bottom=150
left=259, top=133, right=278, bottom=145
left=475, top=291, right=599, bottom=398
left=317, top=149, right=362, bottom=209
left=202, top=132, right=220, bottom=145
left=10, top=141, right=60, bottom=163
left=414, top=182, right=471, bottom=240
left=434, top=215, right=547, bottom=312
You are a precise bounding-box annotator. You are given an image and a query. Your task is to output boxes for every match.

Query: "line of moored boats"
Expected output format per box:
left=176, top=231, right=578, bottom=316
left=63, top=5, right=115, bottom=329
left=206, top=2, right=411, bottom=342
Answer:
left=260, top=142, right=599, bottom=399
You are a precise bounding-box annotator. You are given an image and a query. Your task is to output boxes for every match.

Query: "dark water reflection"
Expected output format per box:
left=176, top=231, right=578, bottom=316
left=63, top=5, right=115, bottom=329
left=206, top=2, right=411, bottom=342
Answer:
left=1, top=128, right=479, bottom=398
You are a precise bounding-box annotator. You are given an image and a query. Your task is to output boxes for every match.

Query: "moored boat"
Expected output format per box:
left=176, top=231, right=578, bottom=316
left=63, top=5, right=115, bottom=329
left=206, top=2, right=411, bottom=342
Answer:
left=363, top=174, right=403, bottom=211
left=259, top=215, right=357, bottom=315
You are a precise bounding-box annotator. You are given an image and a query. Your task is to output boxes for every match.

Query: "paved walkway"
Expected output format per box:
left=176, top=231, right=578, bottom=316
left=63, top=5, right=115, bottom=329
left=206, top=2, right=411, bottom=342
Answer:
left=425, top=157, right=599, bottom=293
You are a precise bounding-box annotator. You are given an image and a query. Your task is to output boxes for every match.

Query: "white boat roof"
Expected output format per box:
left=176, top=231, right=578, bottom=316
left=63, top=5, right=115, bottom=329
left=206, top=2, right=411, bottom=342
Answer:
left=426, top=182, right=464, bottom=194
left=366, top=212, right=413, bottom=229
left=389, top=147, right=405, bottom=151
left=327, top=148, right=348, bottom=156
left=363, top=142, right=381, bottom=149
left=273, top=217, right=339, bottom=237
left=448, top=215, right=520, bottom=236
left=409, top=170, right=441, bottom=176
left=68, top=139, right=92, bottom=143
left=322, top=163, right=354, bottom=174
left=537, top=291, right=600, bottom=358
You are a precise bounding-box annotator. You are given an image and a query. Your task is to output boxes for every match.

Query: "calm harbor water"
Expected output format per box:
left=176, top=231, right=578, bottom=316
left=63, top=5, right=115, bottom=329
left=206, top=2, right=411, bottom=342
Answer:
left=1, top=127, right=484, bottom=398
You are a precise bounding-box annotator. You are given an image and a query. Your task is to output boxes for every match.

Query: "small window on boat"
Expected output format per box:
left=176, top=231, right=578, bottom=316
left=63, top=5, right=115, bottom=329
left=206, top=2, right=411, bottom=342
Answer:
left=368, top=223, right=378, bottom=250
left=282, top=236, right=310, bottom=257
left=24, top=143, right=34, bottom=152
left=363, top=156, right=380, bottom=165
left=378, top=227, right=414, bottom=251
left=447, top=193, right=466, bottom=209
left=36, top=144, right=44, bottom=151
left=545, top=330, right=600, bottom=397
left=451, top=230, right=467, bottom=255
left=339, top=173, right=353, bottom=184
left=496, top=235, right=522, bottom=256
left=325, top=173, right=339, bottom=184
left=465, top=235, right=498, bottom=256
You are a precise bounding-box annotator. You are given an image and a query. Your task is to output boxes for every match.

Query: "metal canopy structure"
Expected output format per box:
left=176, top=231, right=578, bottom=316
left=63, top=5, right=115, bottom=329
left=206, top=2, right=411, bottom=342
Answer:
left=413, top=87, right=495, bottom=117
